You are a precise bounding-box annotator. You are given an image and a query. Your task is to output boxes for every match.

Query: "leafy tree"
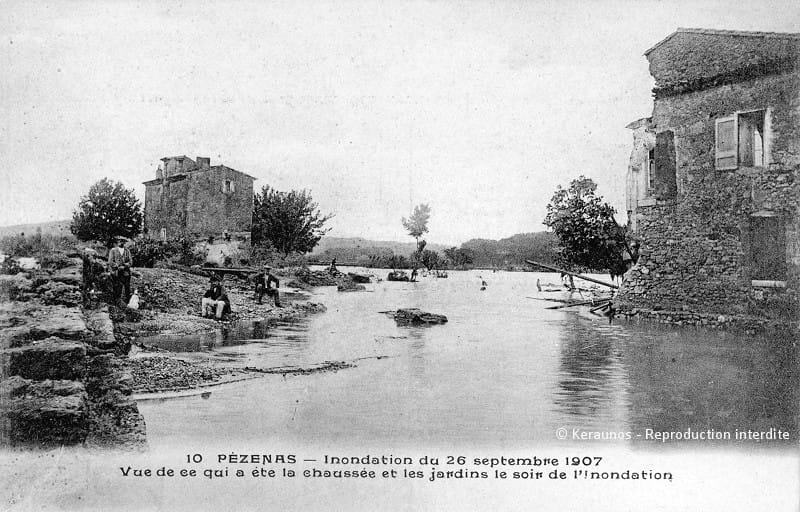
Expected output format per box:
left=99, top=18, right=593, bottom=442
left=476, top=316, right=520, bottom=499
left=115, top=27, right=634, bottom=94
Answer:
left=402, top=204, right=431, bottom=254
left=544, top=176, right=627, bottom=273
left=420, top=249, right=441, bottom=270
left=71, top=179, right=142, bottom=247
left=443, top=246, right=474, bottom=268
left=252, top=186, right=333, bottom=256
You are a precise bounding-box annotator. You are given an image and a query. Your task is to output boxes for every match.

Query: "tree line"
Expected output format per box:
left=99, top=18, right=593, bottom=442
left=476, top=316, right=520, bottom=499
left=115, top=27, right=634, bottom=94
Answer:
left=34, top=173, right=631, bottom=276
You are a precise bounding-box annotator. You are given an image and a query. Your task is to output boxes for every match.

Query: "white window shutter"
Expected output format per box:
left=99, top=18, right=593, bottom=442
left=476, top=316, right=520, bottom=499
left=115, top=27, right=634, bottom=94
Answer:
left=715, top=115, right=737, bottom=170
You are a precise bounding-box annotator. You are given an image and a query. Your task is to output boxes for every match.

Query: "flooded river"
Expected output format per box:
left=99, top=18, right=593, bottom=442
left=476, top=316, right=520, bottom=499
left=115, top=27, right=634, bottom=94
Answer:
left=137, top=269, right=799, bottom=449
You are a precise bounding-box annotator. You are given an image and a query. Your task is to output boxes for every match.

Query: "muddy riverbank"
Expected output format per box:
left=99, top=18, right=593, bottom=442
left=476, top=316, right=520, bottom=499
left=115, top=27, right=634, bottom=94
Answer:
left=119, top=267, right=333, bottom=393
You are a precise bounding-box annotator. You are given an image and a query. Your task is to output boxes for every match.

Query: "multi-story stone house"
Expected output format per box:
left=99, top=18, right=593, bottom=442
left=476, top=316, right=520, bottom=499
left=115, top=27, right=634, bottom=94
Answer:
left=143, top=155, right=255, bottom=240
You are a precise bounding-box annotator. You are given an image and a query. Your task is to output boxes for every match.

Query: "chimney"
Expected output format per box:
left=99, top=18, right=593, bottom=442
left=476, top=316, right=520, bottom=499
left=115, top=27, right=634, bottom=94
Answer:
left=197, top=157, right=210, bottom=170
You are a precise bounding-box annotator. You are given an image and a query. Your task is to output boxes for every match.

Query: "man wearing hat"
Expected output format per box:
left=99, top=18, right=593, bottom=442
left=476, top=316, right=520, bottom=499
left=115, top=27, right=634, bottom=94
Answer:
left=253, top=264, right=281, bottom=307
left=108, top=237, right=133, bottom=305
left=202, top=277, right=230, bottom=319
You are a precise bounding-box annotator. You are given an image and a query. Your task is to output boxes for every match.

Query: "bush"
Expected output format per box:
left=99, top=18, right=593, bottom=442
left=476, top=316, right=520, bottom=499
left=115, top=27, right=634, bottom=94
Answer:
left=1, top=257, right=22, bottom=275
left=130, top=239, right=167, bottom=267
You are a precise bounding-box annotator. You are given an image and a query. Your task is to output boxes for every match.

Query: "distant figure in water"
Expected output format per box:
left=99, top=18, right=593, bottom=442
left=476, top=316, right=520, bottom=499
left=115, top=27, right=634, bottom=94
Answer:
left=410, top=267, right=418, bottom=282
left=328, top=258, right=338, bottom=274
left=536, top=279, right=541, bottom=292
left=600, top=303, right=616, bottom=324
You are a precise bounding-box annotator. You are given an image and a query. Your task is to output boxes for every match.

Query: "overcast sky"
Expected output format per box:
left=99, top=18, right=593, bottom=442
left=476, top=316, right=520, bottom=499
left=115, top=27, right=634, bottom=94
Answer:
left=1, top=0, right=798, bottom=245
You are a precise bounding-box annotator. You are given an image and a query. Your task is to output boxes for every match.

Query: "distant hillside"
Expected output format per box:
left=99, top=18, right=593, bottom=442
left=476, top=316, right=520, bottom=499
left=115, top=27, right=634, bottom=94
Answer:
left=460, top=232, right=559, bottom=267
left=0, top=220, right=72, bottom=238
left=311, top=237, right=448, bottom=256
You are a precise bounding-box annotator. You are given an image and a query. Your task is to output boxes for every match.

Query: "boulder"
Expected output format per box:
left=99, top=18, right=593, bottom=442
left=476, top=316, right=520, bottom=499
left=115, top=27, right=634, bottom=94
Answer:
left=387, top=271, right=410, bottom=282
left=1, top=337, right=87, bottom=380
left=392, top=308, right=448, bottom=325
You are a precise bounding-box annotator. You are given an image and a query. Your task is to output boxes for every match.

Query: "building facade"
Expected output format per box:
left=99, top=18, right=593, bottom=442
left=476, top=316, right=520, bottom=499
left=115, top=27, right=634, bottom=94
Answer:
left=143, top=155, right=255, bottom=240
left=616, top=28, right=800, bottom=323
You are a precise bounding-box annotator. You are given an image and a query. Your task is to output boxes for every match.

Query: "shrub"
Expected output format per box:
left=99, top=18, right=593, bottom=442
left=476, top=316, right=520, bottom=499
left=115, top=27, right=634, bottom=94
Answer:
left=0, top=257, right=22, bottom=275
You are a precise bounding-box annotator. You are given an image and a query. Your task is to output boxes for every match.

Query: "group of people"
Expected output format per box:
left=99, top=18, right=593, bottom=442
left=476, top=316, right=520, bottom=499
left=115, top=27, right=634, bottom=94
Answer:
left=105, top=236, right=283, bottom=321
left=200, top=263, right=282, bottom=320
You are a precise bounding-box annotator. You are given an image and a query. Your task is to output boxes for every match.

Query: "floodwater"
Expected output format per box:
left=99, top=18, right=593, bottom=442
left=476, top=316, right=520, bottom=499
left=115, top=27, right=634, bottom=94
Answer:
left=137, top=269, right=799, bottom=449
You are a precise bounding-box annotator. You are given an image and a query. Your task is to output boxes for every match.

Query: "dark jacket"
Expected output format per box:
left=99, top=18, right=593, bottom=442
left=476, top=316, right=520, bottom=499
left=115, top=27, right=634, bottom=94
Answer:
left=253, top=272, right=279, bottom=291
left=203, top=284, right=230, bottom=308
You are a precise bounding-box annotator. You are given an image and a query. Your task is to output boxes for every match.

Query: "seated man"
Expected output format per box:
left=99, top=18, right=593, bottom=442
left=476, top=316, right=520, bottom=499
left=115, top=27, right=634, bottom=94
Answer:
left=254, top=264, right=282, bottom=307
left=201, top=278, right=231, bottom=319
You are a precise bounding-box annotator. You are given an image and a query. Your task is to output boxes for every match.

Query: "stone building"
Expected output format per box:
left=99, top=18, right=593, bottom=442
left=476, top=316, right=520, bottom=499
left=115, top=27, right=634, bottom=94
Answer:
left=616, top=28, right=800, bottom=324
left=143, top=155, right=255, bottom=240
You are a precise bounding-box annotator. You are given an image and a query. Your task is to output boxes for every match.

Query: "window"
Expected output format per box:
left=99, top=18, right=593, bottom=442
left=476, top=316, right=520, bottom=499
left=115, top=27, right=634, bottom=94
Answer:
left=160, top=228, right=167, bottom=241
left=715, top=110, right=767, bottom=170
left=223, top=180, right=234, bottom=193
left=647, top=149, right=655, bottom=195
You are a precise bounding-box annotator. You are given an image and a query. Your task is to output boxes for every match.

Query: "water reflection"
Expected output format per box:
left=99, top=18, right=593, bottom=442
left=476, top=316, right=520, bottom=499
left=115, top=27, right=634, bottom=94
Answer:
left=554, top=317, right=626, bottom=425
left=622, top=325, right=798, bottom=443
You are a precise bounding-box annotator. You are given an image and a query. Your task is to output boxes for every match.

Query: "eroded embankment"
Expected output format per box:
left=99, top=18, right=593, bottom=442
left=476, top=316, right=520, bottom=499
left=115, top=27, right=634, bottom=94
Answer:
left=0, top=254, right=146, bottom=448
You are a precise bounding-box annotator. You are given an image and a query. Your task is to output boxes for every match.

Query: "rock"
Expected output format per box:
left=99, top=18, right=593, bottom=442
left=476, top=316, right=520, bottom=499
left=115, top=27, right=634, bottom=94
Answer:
left=337, top=278, right=366, bottom=292
left=392, top=308, right=448, bottom=325
left=387, top=271, right=410, bottom=282
left=1, top=337, right=87, bottom=380
left=347, top=272, right=372, bottom=284
left=37, top=280, right=82, bottom=307
left=27, top=307, right=88, bottom=341
left=85, top=306, right=116, bottom=349
left=0, top=274, right=34, bottom=302
left=0, top=377, right=89, bottom=447
left=49, top=267, right=83, bottom=285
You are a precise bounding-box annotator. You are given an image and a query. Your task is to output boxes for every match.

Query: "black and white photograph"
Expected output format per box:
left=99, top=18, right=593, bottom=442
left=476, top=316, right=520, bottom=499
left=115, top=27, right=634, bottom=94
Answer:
left=1, top=1, right=798, bottom=510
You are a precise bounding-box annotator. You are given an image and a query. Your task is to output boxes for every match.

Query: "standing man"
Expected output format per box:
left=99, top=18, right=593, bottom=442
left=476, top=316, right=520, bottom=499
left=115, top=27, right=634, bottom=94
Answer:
left=254, top=264, right=282, bottom=307
left=108, top=237, right=133, bottom=305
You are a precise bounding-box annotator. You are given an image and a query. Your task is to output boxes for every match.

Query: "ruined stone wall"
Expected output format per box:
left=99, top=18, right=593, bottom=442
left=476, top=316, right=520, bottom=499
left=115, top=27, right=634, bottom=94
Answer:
left=185, top=168, right=254, bottom=238
left=616, top=70, right=799, bottom=323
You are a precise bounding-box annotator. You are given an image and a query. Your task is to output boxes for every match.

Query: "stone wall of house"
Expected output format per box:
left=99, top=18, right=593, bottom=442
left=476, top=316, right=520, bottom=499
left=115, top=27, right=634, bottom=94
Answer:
left=185, top=167, right=253, bottom=238
left=144, top=177, right=189, bottom=239
left=616, top=67, right=799, bottom=324
left=647, top=31, right=800, bottom=98
left=616, top=170, right=799, bottom=322
left=651, top=71, right=799, bottom=191
left=144, top=166, right=254, bottom=240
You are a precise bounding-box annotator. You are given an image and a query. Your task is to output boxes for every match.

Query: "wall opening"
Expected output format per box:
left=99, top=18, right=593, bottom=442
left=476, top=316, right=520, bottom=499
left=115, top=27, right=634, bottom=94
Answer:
left=749, top=214, right=785, bottom=282
left=654, top=130, right=677, bottom=200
